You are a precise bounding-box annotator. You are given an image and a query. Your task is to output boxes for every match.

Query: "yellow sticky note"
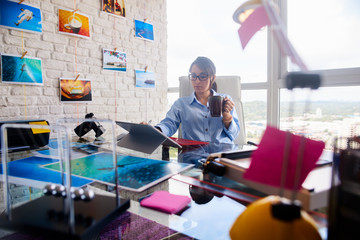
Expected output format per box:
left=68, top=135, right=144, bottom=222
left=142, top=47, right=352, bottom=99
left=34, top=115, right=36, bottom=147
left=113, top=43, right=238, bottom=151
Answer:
left=29, top=121, right=50, bottom=134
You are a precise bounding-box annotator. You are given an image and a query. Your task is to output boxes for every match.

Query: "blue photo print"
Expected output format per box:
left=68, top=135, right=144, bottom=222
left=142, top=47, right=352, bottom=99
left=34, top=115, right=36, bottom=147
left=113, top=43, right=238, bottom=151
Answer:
left=1, top=53, right=43, bottom=85
left=134, top=19, right=154, bottom=41
left=135, top=69, right=155, bottom=88
left=0, top=0, right=42, bottom=33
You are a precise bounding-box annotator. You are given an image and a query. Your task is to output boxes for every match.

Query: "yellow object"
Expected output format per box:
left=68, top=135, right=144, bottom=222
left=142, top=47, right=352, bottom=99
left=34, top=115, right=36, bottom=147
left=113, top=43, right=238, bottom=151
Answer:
left=229, top=195, right=321, bottom=240
left=29, top=121, right=50, bottom=134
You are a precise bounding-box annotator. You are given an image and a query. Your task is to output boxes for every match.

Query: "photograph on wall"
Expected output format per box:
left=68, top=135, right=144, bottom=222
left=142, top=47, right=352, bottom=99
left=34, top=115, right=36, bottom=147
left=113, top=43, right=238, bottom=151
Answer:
left=135, top=69, right=155, bottom=88
left=58, top=8, right=90, bottom=39
left=134, top=19, right=154, bottom=41
left=1, top=53, right=43, bottom=85
left=60, top=78, right=92, bottom=102
left=0, top=0, right=42, bottom=33
left=102, top=0, right=126, bottom=17
left=103, top=49, right=126, bottom=72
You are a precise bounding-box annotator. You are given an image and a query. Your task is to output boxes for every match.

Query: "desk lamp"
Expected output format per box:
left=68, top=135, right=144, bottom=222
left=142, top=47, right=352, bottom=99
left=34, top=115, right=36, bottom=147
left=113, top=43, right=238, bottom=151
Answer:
left=233, top=0, right=262, bottom=24
left=233, top=0, right=307, bottom=70
left=230, top=1, right=322, bottom=239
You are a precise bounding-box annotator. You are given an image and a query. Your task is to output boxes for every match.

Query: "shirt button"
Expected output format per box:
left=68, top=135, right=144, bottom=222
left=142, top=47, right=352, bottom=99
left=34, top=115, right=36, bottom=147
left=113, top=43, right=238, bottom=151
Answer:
left=205, top=128, right=208, bottom=131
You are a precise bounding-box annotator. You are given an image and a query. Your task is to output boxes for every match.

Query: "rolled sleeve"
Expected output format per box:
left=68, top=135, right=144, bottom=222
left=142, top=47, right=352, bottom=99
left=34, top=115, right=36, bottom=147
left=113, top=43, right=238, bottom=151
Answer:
left=222, top=103, right=240, bottom=141
left=223, top=119, right=239, bottom=141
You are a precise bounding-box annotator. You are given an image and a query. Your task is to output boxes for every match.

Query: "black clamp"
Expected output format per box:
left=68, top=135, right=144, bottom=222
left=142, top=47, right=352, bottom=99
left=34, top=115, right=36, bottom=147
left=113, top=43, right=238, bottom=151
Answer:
left=198, top=154, right=226, bottom=176
left=74, top=113, right=106, bottom=138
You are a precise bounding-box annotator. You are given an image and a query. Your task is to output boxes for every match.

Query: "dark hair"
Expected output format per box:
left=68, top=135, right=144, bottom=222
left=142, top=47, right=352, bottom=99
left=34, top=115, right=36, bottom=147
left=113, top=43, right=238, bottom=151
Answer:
left=189, top=56, right=217, bottom=91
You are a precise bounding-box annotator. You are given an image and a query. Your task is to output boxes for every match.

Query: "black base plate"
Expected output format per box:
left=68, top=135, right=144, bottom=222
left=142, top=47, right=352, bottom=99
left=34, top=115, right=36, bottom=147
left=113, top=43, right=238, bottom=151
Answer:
left=0, top=194, right=130, bottom=239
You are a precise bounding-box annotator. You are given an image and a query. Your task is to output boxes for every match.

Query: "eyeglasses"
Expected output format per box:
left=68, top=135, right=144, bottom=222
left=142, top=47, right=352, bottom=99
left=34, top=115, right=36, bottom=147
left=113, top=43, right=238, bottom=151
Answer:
left=188, top=73, right=209, bottom=82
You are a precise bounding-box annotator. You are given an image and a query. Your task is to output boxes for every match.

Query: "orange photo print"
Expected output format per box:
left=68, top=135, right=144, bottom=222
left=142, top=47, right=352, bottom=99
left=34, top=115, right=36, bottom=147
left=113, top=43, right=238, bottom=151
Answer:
left=58, top=8, right=90, bottom=38
left=60, top=78, right=92, bottom=102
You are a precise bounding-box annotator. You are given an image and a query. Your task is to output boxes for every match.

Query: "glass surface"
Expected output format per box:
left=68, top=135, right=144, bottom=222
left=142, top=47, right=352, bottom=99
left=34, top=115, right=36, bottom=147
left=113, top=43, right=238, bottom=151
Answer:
left=0, top=135, right=328, bottom=239
left=172, top=182, right=247, bottom=240
left=168, top=142, right=327, bottom=240
left=279, top=86, right=360, bottom=150
left=175, top=142, right=268, bottom=202
left=178, top=142, right=240, bottom=165
left=287, top=0, right=360, bottom=71
left=242, top=89, right=267, bottom=144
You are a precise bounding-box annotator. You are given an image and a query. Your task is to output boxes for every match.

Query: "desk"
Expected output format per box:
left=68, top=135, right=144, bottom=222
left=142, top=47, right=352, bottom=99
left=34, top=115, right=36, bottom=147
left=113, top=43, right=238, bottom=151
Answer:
left=0, top=140, right=329, bottom=239
left=0, top=178, right=248, bottom=240
left=172, top=143, right=332, bottom=211
left=94, top=177, right=327, bottom=240
left=219, top=153, right=332, bottom=211
left=92, top=178, right=248, bottom=240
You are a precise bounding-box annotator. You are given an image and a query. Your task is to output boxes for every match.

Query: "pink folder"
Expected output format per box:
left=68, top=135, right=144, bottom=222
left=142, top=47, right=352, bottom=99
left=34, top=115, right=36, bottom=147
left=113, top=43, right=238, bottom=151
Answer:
left=243, top=126, right=325, bottom=190
left=140, top=191, right=191, bottom=214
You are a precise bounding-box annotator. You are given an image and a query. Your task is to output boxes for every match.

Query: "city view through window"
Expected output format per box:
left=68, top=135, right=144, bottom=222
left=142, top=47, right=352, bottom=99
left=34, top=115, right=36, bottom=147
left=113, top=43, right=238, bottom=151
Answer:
left=243, top=87, right=360, bottom=150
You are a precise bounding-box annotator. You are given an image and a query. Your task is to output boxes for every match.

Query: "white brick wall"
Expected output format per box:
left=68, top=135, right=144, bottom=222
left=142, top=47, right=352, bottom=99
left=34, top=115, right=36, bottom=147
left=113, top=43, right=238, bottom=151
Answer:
left=0, top=0, right=168, bottom=125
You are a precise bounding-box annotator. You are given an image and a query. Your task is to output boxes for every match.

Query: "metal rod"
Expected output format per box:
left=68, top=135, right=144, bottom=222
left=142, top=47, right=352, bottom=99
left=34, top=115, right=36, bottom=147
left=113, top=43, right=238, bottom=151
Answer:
left=290, top=90, right=312, bottom=202
left=279, top=85, right=295, bottom=198
left=291, top=136, right=306, bottom=201
left=110, top=121, right=120, bottom=206
left=56, top=129, right=65, bottom=185
left=279, top=131, right=291, bottom=197
left=62, top=126, right=75, bottom=234
left=1, top=125, right=11, bottom=220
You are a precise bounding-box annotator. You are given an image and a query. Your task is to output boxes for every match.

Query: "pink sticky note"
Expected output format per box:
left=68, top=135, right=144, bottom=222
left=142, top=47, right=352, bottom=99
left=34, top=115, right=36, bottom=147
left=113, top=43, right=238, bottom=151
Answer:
left=140, top=191, right=191, bottom=214
left=243, top=126, right=325, bottom=190
left=238, top=6, right=271, bottom=49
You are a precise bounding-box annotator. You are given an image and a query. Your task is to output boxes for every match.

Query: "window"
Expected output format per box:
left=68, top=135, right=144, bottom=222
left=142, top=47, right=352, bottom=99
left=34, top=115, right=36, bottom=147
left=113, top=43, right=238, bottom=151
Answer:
left=280, top=86, right=360, bottom=149
left=279, top=0, right=360, bottom=149
left=287, top=0, right=360, bottom=71
left=242, top=90, right=267, bottom=144
left=167, top=0, right=360, bottom=147
left=167, top=0, right=267, bottom=88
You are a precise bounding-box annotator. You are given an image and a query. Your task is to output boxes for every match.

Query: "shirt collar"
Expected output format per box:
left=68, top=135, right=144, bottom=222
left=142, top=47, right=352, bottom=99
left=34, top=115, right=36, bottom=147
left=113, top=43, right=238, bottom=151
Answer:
left=188, top=89, right=219, bottom=105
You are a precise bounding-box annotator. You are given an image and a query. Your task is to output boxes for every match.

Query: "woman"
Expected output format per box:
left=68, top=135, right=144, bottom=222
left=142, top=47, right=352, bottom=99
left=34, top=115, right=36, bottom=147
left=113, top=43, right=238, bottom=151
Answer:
left=156, top=56, right=240, bottom=144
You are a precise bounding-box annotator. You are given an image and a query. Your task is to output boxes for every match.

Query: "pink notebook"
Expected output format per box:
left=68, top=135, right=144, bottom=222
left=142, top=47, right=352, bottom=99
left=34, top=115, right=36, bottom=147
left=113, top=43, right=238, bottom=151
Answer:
left=169, top=137, right=208, bottom=146
left=140, top=191, right=191, bottom=214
